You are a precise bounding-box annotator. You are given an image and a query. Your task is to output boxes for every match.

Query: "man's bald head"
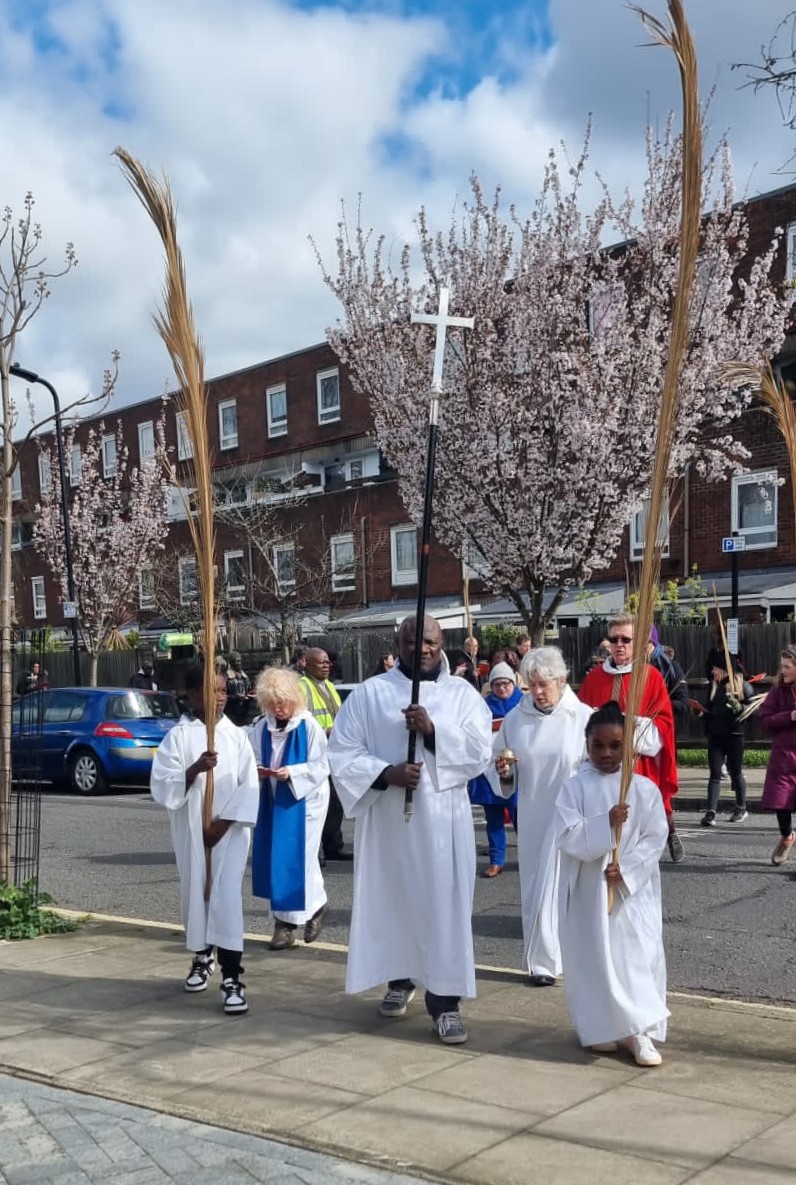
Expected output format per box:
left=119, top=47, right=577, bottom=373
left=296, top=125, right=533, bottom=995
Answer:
left=304, top=648, right=331, bottom=680
left=397, top=615, right=443, bottom=672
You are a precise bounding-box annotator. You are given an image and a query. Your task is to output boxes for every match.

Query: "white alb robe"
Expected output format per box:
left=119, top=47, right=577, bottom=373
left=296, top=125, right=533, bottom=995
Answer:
left=247, top=711, right=330, bottom=924
left=488, top=686, right=592, bottom=977
left=150, top=713, right=259, bottom=952
left=556, top=763, right=670, bottom=1048
left=328, top=665, right=493, bottom=997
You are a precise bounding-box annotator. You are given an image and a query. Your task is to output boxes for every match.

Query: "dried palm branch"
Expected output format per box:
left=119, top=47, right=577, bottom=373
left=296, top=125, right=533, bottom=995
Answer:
left=610, top=0, right=702, bottom=912
left=114, top=147, right=217, bottom=901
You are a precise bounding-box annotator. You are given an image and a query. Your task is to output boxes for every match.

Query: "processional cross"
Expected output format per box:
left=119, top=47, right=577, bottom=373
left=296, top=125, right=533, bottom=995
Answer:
left=404, top=287, right=475, bottom=821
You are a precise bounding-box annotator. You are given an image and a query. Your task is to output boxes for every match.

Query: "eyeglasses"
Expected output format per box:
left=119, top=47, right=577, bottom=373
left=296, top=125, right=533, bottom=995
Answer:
left=608, top=635, right=633, bottom=645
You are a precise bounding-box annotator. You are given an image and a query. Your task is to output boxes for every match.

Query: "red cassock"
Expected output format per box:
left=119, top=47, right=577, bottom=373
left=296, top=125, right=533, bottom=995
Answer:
left=578, top=664, right=678, bottom=814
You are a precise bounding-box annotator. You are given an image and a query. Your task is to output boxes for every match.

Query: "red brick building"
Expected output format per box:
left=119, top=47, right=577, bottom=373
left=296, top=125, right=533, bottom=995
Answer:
left=9, top=183, right=796, bottom=643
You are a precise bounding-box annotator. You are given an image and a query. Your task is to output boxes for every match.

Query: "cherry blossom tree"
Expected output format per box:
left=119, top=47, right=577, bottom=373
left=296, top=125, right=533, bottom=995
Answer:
left=33, top=417, right=170, bottom=686
left=319, top=124, right=793, bottom=640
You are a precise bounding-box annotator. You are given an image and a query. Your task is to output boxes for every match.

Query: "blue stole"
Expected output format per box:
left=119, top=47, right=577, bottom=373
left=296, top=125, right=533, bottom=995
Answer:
left=252, top=720, right=307, bottom=911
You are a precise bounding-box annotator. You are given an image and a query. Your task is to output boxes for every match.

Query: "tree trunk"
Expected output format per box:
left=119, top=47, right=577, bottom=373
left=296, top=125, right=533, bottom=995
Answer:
left=89, top=651, right=99, bottom=688
left=0, top=368, right=14, bottom=882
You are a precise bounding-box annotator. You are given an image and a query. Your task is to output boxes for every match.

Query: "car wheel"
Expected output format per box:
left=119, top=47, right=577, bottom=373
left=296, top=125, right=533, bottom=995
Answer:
left=70, top=749, right=108, bottom=796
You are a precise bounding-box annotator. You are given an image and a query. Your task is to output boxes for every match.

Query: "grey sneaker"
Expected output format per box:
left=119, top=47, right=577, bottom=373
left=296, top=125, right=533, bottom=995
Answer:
left=700, top=810, right=716, bottom=828
left=728, top=808, right=748, bottom=823
left=378, top=987, right=416, bottom=1018
left=184, top=952, right=215, bottom=993
left=667, top=827, right=685, bottom=862
left=436, top=1011, right=468, bottom=1045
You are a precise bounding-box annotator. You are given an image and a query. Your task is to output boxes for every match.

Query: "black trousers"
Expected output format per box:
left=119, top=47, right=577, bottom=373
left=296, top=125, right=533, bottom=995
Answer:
left=199, top=945, right=242, bottom=979
left=322, top=777, right=346, bottom=857
left=776, top=809, right=793, bottom=838
left=388, top=978, right=460, bottom=1019
left=706, top=734, right=747, bottom=811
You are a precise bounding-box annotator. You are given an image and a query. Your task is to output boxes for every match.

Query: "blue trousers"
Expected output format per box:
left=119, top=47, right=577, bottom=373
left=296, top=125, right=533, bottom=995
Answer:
left=483, top=802, right=517, bottom=866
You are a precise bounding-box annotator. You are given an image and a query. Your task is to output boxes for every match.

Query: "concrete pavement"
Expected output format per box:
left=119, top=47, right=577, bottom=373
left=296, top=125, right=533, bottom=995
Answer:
left=1, top=919, right=795, bottom=1184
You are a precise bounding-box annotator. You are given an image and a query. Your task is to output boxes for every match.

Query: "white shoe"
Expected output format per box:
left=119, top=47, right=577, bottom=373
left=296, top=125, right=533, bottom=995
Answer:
left=184, top=952, right=215, bottom=993
left=221, top=976, right=248, bottom=1015
left=628, top=1033, right=662, bottom=1067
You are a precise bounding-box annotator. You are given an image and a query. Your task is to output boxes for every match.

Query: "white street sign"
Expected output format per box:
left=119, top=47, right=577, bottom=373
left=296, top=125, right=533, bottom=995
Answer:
left=62, top=601, right=76, bottom=619
left=722, top=536, right=746, bottom=553
left=727, top=618, right=739, bottom=655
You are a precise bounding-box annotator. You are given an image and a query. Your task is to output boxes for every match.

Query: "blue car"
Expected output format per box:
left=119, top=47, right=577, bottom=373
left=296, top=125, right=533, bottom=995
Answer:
left=11, top=686, right=181, bottom=795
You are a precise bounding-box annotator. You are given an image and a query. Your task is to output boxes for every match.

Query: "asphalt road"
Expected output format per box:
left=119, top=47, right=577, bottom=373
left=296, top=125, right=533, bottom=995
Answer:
left=36, top=791, right=796, bottom=1006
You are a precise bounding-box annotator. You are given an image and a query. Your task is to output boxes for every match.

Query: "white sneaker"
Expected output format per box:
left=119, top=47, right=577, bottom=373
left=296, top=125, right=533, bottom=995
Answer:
left=221, top=976, right=248, bottom=1015
left=628, top=1033, right=662, bottom=1067
left=436, top=1011, right=468, bottom=1045
left=184, top=952, right=215, bottom=993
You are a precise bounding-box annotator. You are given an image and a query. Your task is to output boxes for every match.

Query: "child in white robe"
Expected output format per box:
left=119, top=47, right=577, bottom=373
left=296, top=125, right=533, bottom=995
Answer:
left=556, top=700, right=669, bottom=1066
left=151, top=666, right=259, bottom=1015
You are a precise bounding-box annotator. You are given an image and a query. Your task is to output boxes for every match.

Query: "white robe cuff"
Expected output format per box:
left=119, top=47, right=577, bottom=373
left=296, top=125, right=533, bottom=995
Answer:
left=633, top=716, right=662, bottom=757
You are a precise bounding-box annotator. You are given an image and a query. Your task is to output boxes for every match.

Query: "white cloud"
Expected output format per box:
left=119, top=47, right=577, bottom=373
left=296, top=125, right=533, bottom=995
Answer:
left=0, top=0, right=793, bottom=426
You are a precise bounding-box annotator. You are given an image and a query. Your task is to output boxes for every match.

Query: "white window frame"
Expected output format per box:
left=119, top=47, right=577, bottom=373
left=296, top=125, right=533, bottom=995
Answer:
left=266, top=383, right=288, bottom=438
left=630, top=496, right=671, bottom=562
left=787, top=222, right=796, bottom=285
left=101, top=433, right=117, bottom=479
left=38, top=453, right=52, bottom=496
left=390, top=524, right=418, bottom=587
left=272, top=542, right=296, bottom=591
left=11, top=464, right=21, bottom=501
left=69, top=444, right=81, bottom=487
left=138, top=568, right=155, bottom=609
left=731, top=469, right=778, bottom=550
left=32, top=576, right=46, bottom=620
left=218, top=399, right=238, bottom=450
left=138, top=420, right=155, bottom=463
left=176, top=410, right=193, bottom=461
left=224, top=549, right=246, bottom=601
left=178, top=556, right=198, bottom=605
left=330, top=533, right=356, bottom=592
left=316, top=367, right=341, bottom=425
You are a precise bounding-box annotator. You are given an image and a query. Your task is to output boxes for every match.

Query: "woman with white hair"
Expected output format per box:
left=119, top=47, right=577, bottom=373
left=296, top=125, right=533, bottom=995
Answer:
left=490, top=646, right=592, bottom=986
left=248, top=668, right=330, bottom=951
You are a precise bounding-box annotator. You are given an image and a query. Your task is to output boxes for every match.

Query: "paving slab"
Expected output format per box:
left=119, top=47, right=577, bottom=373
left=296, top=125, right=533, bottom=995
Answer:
left=1, top=918, right=796, bottom=1185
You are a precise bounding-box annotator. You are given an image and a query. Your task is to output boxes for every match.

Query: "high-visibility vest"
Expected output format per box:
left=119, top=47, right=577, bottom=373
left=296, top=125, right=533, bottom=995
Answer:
left=299, top=676, right=341, bottom=731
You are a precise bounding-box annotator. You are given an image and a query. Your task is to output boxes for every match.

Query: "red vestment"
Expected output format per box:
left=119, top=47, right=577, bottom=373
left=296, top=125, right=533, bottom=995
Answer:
left=578, top=663, right=678, bottom=814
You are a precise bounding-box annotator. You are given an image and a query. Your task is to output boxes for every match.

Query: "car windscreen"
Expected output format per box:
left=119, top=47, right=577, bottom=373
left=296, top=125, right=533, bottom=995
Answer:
left=105, top=692, right=180, bottom=721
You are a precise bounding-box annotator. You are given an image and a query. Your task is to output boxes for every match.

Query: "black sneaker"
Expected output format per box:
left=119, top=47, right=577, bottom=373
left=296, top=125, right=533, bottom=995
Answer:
left=728, top=808, right=748, bottom=823
left=221, top=976, right=248, bottom=1015
left=700, top=810, right=717, bottom=828
left=667, top=827, right=685, bottom=862
left=184, top=951, right=215, bottom=993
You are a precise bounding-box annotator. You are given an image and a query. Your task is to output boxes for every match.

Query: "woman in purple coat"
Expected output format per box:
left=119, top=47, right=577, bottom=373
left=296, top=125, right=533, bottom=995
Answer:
left=759, top=646, right=796, bottom=866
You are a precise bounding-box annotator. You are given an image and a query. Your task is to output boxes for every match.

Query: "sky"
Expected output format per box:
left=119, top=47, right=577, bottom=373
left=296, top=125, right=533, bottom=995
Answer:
left=1, top=0, right=795, bottom=420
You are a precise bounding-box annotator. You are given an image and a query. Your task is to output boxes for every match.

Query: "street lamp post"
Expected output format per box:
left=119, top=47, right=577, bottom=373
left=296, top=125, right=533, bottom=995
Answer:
left=9, top=365, right=81, bottom=686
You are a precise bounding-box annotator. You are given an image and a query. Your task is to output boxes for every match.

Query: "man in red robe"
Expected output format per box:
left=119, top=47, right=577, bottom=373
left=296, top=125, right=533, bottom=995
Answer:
left=579, top=612, right=683, bottom=862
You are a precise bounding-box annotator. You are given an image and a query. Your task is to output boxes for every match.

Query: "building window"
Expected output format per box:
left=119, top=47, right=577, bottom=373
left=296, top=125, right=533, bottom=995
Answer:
left=69, top=444, right=81, bottom=487
left=462, top=532, right=491, bottom=580
left=224, top=550, right=246, bottom=601
left=266, top=384, right=288, bottom=437
left=178, top=556, right=198, bottom=605
left=138, top=569, right=155, bottom=609
left=331, top=533, right=356, bottom=592
left=731, top=470, right=778, bottom=549
left=348, top=459, right=363, bottom=480
left=218, top=400, right=238, bottom=450
left=630, top=496, right=671, bottom=561
left=138, top=420, right=155, bottom=462
left=317, top=368, right=341, bottom=425
left=102, top=434, right=117, bottom=479
left=32, top=576, right=46, bottom=620
left=787, top=222, right=796, bottom=285
left=11, top=464, right=21, bottom=501
left=176, top=410, right=193, bottom=461
left=38, top=453, right=52, bottom=495
left=391, top=524, right=418, bottom=586
left=273, top=542, right=296, bottom=591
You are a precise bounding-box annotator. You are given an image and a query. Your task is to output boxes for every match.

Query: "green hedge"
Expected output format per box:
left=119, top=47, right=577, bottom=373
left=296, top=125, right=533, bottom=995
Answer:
left=677, top=748, right=770, bottom=768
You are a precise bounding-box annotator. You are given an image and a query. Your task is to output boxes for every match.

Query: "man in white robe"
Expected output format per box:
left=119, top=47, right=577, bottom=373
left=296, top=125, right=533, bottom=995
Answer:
left=556, top=709, right=669, bottom=1065
left=151, top=666, right=260, bottom=1015
left=328, top=615, right=493, bottom=1045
